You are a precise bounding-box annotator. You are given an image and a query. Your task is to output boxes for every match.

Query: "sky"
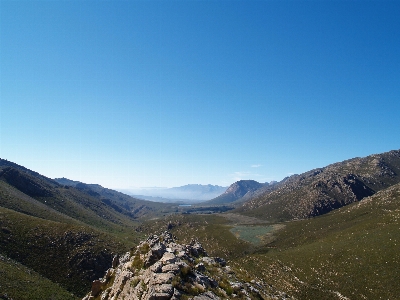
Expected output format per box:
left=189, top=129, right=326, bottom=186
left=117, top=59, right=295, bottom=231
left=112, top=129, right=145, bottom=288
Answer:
left=1, top=0, right=399, bottom=189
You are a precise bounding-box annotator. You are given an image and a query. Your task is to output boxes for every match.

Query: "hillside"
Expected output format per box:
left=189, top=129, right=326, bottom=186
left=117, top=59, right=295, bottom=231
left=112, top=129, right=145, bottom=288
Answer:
left=53, top=177, right=175, bottom=219
left=0, top=159, right=159, bottom=298
left=141, top=181, right=400, bottom=299
left=235, top=181, right=400, bottom=299
left=235, top=149, right=400, bottom=221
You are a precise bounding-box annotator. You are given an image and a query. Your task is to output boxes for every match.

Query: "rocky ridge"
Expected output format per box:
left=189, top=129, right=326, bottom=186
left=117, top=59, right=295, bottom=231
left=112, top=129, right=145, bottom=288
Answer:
left=83, top=231, right=288, bottom=300
left=238, top=149, right=400, bottom=221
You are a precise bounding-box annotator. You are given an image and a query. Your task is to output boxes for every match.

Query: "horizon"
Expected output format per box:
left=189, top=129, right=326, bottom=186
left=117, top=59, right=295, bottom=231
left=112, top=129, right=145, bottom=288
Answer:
left=1, top=1, right=399, bottom=190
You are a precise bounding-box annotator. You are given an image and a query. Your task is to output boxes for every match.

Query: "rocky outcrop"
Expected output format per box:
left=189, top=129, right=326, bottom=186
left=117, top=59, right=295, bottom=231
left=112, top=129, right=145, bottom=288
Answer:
left=82, top=231, right=266, bottom=300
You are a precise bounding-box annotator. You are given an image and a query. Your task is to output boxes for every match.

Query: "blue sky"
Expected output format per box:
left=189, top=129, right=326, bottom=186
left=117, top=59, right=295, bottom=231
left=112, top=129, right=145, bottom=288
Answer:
left=1, top=0, right=399, bottom=189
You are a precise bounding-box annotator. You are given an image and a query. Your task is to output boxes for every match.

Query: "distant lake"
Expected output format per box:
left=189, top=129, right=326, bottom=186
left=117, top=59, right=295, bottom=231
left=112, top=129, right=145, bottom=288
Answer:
left=179, top=204, right=192, bottom=207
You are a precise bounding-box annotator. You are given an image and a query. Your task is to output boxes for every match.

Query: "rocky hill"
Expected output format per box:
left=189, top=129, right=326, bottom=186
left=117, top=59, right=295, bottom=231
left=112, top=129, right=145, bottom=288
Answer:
left=82, top=231, right=290, bottom=300
left=204, top=180, right=269, bottom=205
left=236, top=149, right=400, bottom=221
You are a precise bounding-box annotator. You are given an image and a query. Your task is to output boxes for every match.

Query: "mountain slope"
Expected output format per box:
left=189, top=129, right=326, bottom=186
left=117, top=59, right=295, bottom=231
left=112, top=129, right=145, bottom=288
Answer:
left=0, top=254, right=77, bottom=300
left=236, top=149, right=400, bottom=221
left=0, top=159, right=153, bottom=297
left=148, top=182, right=400, bottom=299
left=0, top=206, right=128, bottom=297
left=54, top=177, right=174, bottom=219
left=204, top=180, right=266, bottom=205
left=241, top=181, right=400, bottom=299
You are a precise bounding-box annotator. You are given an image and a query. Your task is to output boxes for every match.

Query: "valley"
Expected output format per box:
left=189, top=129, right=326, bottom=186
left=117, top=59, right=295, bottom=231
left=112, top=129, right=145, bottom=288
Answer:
left=1, top=150, right=399, bottom=299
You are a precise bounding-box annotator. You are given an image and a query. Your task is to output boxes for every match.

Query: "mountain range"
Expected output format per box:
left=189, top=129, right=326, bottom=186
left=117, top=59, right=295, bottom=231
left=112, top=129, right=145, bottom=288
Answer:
left=0, top=160, right=178, bottom=297
left=121, top=184, right=228, bottom=202
left=1, top=148, right=400, bottom=299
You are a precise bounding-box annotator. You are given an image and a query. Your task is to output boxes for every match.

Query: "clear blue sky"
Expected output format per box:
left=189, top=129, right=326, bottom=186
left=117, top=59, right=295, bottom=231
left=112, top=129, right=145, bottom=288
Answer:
left=1, top=0, right=399, bottom=189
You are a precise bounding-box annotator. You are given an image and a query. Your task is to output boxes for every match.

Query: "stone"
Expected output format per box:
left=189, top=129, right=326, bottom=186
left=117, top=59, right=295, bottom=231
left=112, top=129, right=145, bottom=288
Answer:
left=201, top=257, right=216, bottom=265
left=112, top=255, right=119, bottom=268
left=150, top=272, right=175, bottom=285
left=150, top=261, right=163, bottom=273
left=214, top=257, right=226, bottom=267
left=160, top=252, right=177, bottom=264
left=192, top=291, right=220, bottom=300
left=161, top=263, right=180, bottom=274
left=81, top=231, right=288, bottom=300
left=195, top=263, right=206, bottom=272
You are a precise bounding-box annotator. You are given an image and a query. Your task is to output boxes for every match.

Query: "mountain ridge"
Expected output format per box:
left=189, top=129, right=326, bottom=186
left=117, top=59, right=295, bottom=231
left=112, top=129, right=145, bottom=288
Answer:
left=235, top=149, right=400, bottom=221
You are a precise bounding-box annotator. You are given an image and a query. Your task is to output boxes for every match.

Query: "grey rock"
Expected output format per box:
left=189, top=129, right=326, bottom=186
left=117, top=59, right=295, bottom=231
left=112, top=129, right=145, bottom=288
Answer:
left=162, top=263, right=180, bottom=274
left=160, top=252, right=177, bottom=264
left=192, top=291, right=220, bottom=300
left=81, top=231, right=293, bottom=300
left=150, top=261, right=163, bottom=273
left=150, top=272, right=175, bottom=285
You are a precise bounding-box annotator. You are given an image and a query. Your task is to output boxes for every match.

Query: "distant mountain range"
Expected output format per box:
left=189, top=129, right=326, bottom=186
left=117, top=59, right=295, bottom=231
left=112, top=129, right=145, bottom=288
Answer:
left=120, top=184, right=228, bottom=202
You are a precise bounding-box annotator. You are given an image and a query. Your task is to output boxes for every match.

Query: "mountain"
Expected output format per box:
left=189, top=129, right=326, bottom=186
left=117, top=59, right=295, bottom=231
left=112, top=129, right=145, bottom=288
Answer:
left=0, top=159, right=177, bottom=298
left=246, top=181, right=400, bottom=299
left=235, top=149, right=400, bottom=221
left=146, top=181, right=400, bottom=299
left=203, top=180, right=271, bottom=205
left=123, top=184, right=227, bottom=202
left=53, top=177, right=174, bottom=219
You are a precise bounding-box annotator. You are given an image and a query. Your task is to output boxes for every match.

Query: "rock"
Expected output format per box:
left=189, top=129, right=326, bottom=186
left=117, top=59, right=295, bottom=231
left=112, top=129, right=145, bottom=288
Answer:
left=214, top=257, right=226, bottom=267
left=147, top=284, right=174, bottom=299
left=192, top=291, right=220, bottom=300
left=82, top=231, right=289, bottom=300
left=150, top=261, right=163, bottom=273
left=112, top=255, right=119, bottom=268
left=160, top=252, right=177, bottom=264
left=195, top=263, right=206, bottom=272
left=201, top=257, right=215, bottom=265
left=161, top=263, right=180, bottom=274
left=150, top=273, right=175, bottom=285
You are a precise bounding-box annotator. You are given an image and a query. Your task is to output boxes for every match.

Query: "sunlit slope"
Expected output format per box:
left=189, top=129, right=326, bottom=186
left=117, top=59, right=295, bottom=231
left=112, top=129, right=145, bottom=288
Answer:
left=236, top=149, right=400, bottom=221
left=144, top=182, right=400, bottom=299
left=0, top=167, right=140, bottom=235
left=232, top=182, right=400, bottom=299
